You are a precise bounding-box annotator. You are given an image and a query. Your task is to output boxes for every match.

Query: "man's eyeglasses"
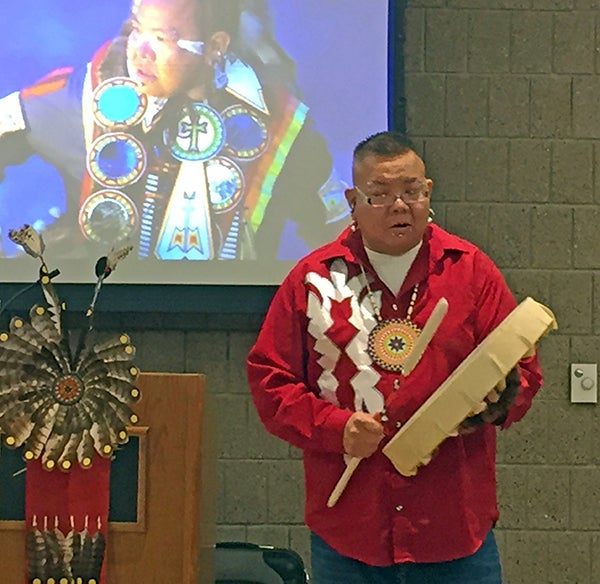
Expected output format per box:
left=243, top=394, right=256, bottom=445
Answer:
left=354, top=184, right=429, bottom=208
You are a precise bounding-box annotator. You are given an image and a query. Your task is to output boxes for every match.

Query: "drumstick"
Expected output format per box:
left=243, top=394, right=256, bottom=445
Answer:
left=327, top=298, right=449, bottom=508
left=401, top=298, right=449, bottom=374
left=326, top=457, right=361, bottom=508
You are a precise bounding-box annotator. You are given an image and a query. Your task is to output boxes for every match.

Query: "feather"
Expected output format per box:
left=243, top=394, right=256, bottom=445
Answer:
left=76, top=516, right=94, bottom=579
left=53, top=400, right=90, bottom=436
left=88, top=388, right=136, bottom=427
left=26, top=516, right=46, bottom=579
left=94, top=341, right=136, bottom=364
left=41, top=431, right=71, bottom=469
left=84, top=376, right=140, bottom=405
left=65, top=402, right=93, bottom=435
left=47, top=404, right=69, bottom=436
left=0, top=381, right=28, bottom=408
left=0, top=368, right=29, bottom=394
left=12, top=311, right=54, bottom=352
left=0, top=388, right=46, bottom=420
left=76, top=428, right=95, bottom=468
left=89, top=419, right=114, bottom=458
left=41, top=515, right=62, bottom=579
left=0, top=327, right=45, bottom=363
left=92, top=333, right=136, bottom=360
left=0, top=401, right=37, bottom=447
left=72, top=247, right=133, bottom=366
left=69, top=516, right=84, bottom=578
left=53, top=516, right=74, bottom=578
left=30, top=399, right=60, bottom=426
left=105, top=245, right=133, bottom=273
left=72, top=350, right=107, bottom=380
left=23, top=402, right=60, bottom=459
left=90, top=518, right=106, bottom=578
left=8, top=224, right=45, bottom=258
left=91, top=333, right=133, bottom=354
left=81, top=360, right=139, bottom=386
left=57, top=432, right=84, bottom=471
left=29, top=304, right=63, bottom=347
left=0, top=326, right=64, bottom=379
left=60, top=520, right=75, bottom=575
left=39, top=278, right=62, bottom=337
left=78, top=393, right=104, bottom=421
left=99, top=403, right=129, bottom=446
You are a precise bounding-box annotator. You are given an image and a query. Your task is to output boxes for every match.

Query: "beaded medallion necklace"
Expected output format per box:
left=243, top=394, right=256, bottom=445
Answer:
left=360, top=264, right=421, bottom=372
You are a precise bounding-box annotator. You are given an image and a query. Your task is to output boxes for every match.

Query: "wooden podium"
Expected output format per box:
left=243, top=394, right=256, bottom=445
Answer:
left=0, top=372, right=215, bottom=584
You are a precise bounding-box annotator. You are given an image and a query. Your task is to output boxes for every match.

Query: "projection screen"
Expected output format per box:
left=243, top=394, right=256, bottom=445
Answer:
left=0, top=0, right=389, bottom=285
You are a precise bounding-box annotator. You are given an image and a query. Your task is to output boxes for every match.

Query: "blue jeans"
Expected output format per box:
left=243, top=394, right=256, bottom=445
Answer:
left=310, top=530, right=502, bottom=584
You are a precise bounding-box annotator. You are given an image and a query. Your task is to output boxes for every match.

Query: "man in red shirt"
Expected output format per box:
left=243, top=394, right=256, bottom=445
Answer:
left=247, top=131, right=542, bottom=583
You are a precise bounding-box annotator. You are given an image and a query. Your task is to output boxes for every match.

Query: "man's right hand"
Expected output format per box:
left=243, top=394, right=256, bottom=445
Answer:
left=343, top=411, right=384, bottom=458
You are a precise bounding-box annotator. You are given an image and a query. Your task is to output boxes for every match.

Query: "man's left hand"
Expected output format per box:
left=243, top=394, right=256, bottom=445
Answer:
left=458, top=367, right=521, bottom=434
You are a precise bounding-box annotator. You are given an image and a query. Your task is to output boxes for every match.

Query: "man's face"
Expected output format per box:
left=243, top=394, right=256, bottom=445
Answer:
left=126, top=0, right=208, bottom=97
left=346, top=151, right=432, bottom=256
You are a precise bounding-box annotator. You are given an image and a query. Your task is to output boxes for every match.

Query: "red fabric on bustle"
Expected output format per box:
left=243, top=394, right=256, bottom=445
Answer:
left=25, top=457, right=111, bottom=584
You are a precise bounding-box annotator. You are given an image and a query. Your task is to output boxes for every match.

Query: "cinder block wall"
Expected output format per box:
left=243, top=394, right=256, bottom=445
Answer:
left=94, top=3, right=600, bottom=582
left=405, top=0, right=600, bottom=582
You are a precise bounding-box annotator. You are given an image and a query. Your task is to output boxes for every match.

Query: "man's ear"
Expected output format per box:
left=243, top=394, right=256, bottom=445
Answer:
left=426, top=178, right=433, bottom=196
left=207, top=31, right=231, bottom=63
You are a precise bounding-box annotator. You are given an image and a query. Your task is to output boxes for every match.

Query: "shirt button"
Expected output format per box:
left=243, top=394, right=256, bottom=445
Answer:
left=395, top=505, right=403, bottom=512
left=395, top=421, right=402, bottom=429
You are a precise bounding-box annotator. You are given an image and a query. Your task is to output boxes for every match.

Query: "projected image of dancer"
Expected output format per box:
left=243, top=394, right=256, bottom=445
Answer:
left=0, top=0, right=347, bottom=260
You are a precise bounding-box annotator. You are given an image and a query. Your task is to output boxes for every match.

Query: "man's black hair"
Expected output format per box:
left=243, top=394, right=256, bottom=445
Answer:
left=197, top=0, right=242, bottom=35
left=353, top=131, right=415, bottom=162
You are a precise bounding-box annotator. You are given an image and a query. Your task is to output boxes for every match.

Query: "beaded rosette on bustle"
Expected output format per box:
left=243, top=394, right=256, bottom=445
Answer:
left=0, top=225, right=140, bottom=584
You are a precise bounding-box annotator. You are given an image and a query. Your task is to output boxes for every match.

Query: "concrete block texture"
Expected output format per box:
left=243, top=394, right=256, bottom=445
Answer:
left=550, top=141, right=594, bottom=204
left=498, top=398, right=548, bottom=464
left=546, top=533, right=592, bottom=584
left=487, top=203, right=531, bottom=268
left=405, top=73, right=446, bottom=135
left=536, top=332, right=570, bottom=400
left=511, top=11, right=553, bottom=73
left=468, top=11, right=511, bottom=73
left=502, top=531, right=549, bottom=584
left=574, top=207, right=600, bottom=268
left=525, top=465, right=570, bottom=529
left=466, top=139, right=509, bottom=201
left=444, top=203, right=489, bottom=249
left=553, top=12, right=595, bottom=74
left=404, top=8, right=425, bottom=72
left=425, top=10, right=468, bottom=72
left=445, top=76, right=489, bottom=136
left=503, top=268, right=551, bottom=304
left=489, top=76, right=530, bottom=137
left=571, top=467, right=600, bottom=529
left=508, top=140, right=552, bottom=203
left=423, top=137, right=467, bottom=201
left=573, top=77, right=600, bottom=139
left=550, top=271, right=593, bottom=334
left=530, top=77, right=572, bottom=138
left=531, top=205, right=573, bottom=269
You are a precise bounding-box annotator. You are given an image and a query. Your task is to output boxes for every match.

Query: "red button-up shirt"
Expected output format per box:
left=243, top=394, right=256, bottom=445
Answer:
left=247, top=223, right=543, bottom=566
